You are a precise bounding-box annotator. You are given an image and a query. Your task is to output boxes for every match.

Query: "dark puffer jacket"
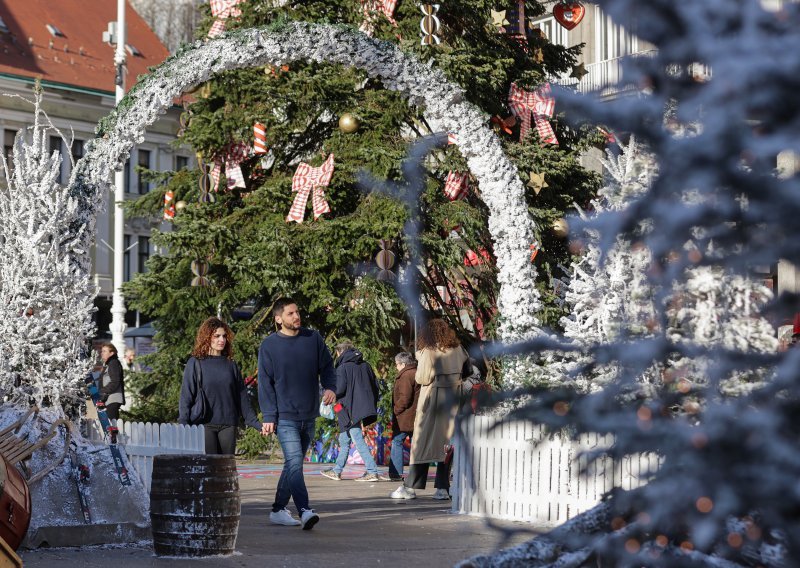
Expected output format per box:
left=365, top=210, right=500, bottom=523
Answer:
left=334, top=348, right=379, bottom=430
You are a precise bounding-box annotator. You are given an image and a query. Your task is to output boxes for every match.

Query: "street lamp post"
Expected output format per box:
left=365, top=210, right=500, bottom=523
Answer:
left=108, top=0, right=127, bottom=354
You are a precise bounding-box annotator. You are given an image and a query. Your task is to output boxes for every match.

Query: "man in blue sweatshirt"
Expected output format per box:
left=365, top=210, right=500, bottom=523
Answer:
left=258, top=297, right=336, bottom=530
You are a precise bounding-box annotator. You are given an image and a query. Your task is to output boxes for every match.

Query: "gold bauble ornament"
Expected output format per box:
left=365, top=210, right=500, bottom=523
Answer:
left=338, top=113, right=360, bottom=133
left=552, top=218, right=569, bottom=239
left=175, top=200, right=187, bottom=211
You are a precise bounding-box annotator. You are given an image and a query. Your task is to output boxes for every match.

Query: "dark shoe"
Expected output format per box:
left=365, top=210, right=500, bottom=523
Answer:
left=389, top=475, right=404, bottom=482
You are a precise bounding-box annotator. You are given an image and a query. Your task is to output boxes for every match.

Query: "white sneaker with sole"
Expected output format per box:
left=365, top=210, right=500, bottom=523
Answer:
left=432, top=488, right=451, bottom=500
left=390, top=485, right=416, bottom=500
left=300, top=509, right=320, bottom=530
left=270, top=508, right=301, bottom=526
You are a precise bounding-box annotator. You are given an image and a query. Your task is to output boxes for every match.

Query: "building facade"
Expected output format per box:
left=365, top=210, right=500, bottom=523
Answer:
left=0, top=0, right=192, bottom=339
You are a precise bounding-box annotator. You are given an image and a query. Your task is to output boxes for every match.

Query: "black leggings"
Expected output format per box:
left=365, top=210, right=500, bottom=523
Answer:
left=204, top=424, right=238, bottom=455
left=104, top=403, right=122, bottom=420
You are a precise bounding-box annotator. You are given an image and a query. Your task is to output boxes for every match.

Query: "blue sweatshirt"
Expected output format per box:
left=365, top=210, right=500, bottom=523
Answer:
left=178, top=355, right=261, bottom=429
left=257, top=328, right=336, bottom=423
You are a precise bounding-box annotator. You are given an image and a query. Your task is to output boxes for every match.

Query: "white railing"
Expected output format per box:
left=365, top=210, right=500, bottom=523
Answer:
left=88, top=420, right=205, bottom=492
left=451, top=416, right=660, bottom=524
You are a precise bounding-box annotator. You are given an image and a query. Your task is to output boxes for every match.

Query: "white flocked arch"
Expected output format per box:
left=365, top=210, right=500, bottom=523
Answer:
left=71, top=22, right=541, bottom=373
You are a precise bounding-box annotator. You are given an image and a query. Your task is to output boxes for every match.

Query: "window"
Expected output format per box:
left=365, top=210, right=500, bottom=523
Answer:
left=138, top=236, right=150, bottom=273
left=175, top=155, right=189, bottom=171
left=124, top=158, right=131, bottom=193
left=3, top=130, right=17, bottom=177
left=49, top=135, right=63, bottom=184
left=137, top=149, right=151, bottom=193
left=0, top=17, right=9, bottom=34
left=46, top=24, right=64, bottom=37
left=125, top=44, right=141, bottom=57
left=123, top=234, right=132, bottom=282
left=71, top=139, right=84, bottom=163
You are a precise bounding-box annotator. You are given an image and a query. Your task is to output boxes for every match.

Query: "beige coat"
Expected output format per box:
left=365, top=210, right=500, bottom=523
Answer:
left=409, top=346, right=468, bottom=464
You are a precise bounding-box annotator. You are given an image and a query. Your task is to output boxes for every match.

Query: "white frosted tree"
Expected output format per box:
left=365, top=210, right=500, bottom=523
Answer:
left=0, top=92, right=96, bottom=409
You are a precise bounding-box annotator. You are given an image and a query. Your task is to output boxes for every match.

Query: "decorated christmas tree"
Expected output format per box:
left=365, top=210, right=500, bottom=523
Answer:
left=122, top=0, right=601, bottom=421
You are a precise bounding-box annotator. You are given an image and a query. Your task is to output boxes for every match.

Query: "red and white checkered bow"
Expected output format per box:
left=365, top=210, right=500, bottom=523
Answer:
left=444, top=171, right=469, bottom=201
left=208, top=0, right=244, bottom=38
left=360, top=0, right=398, bottom=34
left=286, top=154, right=335, bottom=223
left=209, top=141, right=250, bottom=191
left=508, top=82, right=558, bottom=144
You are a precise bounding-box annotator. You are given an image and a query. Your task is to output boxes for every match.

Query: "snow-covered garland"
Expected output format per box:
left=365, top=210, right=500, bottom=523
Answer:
left=68, top=22, right=541, bottom=384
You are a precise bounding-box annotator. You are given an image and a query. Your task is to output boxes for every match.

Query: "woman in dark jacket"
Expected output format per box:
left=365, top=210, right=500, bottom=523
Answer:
left=388, top=351, right=420, bottom=481
left=320, top=341, right=388, bottom=482
left=99, top=343, right=125, bottom=420
left=178, top=317, right=263, bottom=455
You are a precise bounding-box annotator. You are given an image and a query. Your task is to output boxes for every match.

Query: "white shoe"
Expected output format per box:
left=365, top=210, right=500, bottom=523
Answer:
left=270, top=508, right=301, bottom=526
left=432, top=488, right=451, bottom=500
left=390, top=485, right=416, bottom=500
left=300, top=509, right=319, bottom=530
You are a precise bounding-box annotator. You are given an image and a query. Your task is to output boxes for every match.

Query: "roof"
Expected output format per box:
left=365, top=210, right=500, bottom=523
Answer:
left=0, top=0, right=169, bottom=96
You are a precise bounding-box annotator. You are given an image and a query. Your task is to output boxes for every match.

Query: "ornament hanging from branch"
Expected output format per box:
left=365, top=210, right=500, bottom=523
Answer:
left=444, top=171, right=469, bottom=201
left=552, top=217, right=569, bottom=238
left=197, top=153, right=215, bottom=203
left=190, top=260, right=211, bottom=287
left=490, top=9, right=509, bottom=32
left=505, top=0, right=528, bottom=46
left=508, top=82, right=558, bottom=144
left=527, top=171, right=547, bottom=194
left=338, top=113, right=360, bottom=133
left=208, top=0, right=244, bottom=38
left=209, top=141, right=249, bottom=191
left=570, top=62, right=589, bottom=80
left=553, top=1, right=585, bottom=30
left=163, top=191, right=175, bottom=221
left=287, top=154, right=334, bottom=223
left=253, top=122, right=268, bottom=154
left=375, top=239, right=397, bottom=282
left=420, top=4, right=441, bottom=45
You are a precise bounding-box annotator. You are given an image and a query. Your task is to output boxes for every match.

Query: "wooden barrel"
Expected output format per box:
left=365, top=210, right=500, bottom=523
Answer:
left=0, top=457, right=31, bottom=551
left=150, top=454, right=240, bottom=557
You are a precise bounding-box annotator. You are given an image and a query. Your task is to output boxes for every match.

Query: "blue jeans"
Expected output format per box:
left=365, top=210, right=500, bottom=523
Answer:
left=333, top=426, right=377, bottom=475
left=273, top=419, right=315, bottom=513
left=388, top=432, right=409, bottom=478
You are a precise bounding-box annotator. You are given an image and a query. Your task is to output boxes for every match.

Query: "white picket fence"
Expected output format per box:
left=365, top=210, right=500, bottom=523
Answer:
left=451, top=415, right=660, bottom=525
left=88, top=420, right=205, bottom=492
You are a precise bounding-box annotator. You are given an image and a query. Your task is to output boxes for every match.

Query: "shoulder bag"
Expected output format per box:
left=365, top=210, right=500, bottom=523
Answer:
left=189, top=358, right=213, bottom=425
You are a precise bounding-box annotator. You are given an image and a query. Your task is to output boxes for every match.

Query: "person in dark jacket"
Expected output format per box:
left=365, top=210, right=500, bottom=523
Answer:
left=388, top=351, right=420, bottom=481
left=179, top=317, right=263, bottom=455
left=99, top=343, right=125, bottom=420
left=320, top=341, right=388, bottom=482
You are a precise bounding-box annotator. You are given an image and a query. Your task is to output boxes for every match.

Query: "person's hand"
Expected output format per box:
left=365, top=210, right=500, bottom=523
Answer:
left=321, top=389, right=336, bottom=404
left=262, top=422, right=275, bottom=435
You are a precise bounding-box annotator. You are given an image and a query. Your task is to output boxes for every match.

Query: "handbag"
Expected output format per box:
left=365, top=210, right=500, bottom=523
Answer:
left=319, top=401, right=335, bottom=420
left=188, top=358, right=212, bottom=425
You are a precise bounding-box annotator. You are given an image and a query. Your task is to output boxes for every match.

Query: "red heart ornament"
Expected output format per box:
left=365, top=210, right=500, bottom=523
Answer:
left=553, top=1, right=585, bottom=30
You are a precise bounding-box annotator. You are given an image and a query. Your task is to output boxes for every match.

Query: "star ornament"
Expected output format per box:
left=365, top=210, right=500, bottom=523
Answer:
left=528, top=172, right=548, bottom=194
left=490, top=9, right=509, bottom=30
left=570, top=62, right=588, bottom=80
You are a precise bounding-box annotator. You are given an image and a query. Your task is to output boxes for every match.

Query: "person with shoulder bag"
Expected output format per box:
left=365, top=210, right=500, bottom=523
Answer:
left=390, top=319, right=470, bottom=501
left=178, top=317, right=264, bottom=455
left=99, top=342, right=125, bottom=420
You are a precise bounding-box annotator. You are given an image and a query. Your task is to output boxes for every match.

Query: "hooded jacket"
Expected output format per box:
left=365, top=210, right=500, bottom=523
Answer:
left=392, top=363, right=419, bottom=435
left=334, top=348, right=379, bottom=430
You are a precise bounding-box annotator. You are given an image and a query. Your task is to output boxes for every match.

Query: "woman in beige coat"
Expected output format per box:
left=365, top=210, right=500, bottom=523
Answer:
left=390, top=319, right=470, bottom=500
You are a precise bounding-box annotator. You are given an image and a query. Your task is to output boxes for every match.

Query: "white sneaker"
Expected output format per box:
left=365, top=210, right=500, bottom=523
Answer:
left=269, top=508, right=301, bottom=526
left=390, top=485, right=416, bottom=500
left=432, top=488, right=451, bottom=500
left=300, top=509, right=319, bottom=530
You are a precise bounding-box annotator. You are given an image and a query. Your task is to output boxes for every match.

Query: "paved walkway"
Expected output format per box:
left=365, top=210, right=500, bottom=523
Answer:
left=21, top=463, right=538, bottom=567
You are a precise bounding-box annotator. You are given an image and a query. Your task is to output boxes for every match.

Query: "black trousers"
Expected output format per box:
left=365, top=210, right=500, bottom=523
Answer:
left=404, top=461, right=451, bottom=490
left=104, top=403, right=122, bottom=420
left=204, top=424, right=238, bottom=455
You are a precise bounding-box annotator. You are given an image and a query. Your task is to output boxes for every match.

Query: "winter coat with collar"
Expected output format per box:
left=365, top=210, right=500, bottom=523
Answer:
left=334, top=348, right=380, bottom=430
left=410, top=345, right=469, bottom=464
left=392, top=363, right=420, bottom=435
